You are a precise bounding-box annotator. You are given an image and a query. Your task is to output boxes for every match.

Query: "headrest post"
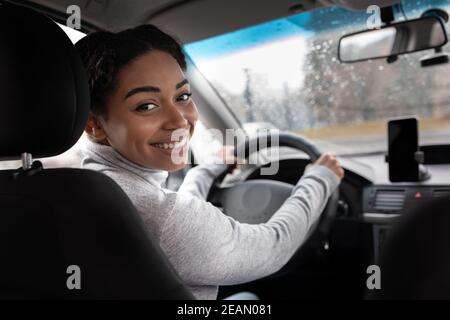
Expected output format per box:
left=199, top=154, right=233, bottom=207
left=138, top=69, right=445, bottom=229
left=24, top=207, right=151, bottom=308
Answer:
left=21, top=153, right=33, bottom=170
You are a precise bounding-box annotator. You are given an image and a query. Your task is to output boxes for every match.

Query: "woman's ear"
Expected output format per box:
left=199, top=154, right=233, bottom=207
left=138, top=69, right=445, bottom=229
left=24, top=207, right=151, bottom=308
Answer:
left=85, top=113, right=107, bottom=143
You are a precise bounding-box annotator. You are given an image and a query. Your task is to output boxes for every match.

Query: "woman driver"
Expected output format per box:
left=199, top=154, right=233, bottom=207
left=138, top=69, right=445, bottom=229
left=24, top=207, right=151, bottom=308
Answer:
left=76, top=25, right=344, bottom=300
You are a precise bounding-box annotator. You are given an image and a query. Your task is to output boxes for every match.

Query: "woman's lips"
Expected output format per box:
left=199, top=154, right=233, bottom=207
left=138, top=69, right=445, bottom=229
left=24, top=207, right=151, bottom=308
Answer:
left=149, top=137, right=190, bottom=158
left=150, top=136, right=189, bottom=150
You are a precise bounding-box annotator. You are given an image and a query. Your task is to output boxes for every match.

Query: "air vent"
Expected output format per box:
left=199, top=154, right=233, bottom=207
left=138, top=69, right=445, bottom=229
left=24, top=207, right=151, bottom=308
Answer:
left=433, top=189, right=450, bottom=198
left=374, top=189, right=405, bottom=212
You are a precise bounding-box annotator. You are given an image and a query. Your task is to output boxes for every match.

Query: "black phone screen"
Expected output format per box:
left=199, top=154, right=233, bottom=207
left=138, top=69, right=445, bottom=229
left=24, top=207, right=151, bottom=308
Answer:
left=388, top=117, right=419, bottom=182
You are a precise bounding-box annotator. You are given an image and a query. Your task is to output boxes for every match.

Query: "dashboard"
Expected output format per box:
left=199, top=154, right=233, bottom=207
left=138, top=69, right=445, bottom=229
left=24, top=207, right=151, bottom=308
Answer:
left=344, top=151, right=450, bottom=219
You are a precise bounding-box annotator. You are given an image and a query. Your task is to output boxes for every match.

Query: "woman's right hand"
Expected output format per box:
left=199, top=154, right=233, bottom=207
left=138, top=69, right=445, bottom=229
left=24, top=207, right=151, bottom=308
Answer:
left=312, top=152, right=344, bottom=180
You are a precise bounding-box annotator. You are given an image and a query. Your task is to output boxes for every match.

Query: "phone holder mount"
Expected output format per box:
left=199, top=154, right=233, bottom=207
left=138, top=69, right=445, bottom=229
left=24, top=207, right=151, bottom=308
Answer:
left=385, top=151, right=431, bottom=182
left=414, top=151, right=431, bottom=181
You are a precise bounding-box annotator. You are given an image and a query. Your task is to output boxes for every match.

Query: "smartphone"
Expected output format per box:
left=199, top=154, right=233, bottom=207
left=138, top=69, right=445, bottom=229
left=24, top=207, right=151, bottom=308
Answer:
left=388, top=117, right=419, bottom=182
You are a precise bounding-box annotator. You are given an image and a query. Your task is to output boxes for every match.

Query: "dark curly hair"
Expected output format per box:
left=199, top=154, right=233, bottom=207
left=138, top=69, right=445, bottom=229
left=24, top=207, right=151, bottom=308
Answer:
left=75, top=25, right=187, bottom=118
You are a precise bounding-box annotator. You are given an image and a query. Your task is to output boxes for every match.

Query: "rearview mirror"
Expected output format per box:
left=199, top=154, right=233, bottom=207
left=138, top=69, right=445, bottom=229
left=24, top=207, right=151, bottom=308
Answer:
left=338, top=16, right=447, bottom=63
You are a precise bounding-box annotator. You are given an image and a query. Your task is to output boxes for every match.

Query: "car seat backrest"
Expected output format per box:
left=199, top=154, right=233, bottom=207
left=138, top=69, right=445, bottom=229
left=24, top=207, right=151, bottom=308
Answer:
left=372, top=196, right=450, bottom=300
left=0, top=2, right=193, bottom=299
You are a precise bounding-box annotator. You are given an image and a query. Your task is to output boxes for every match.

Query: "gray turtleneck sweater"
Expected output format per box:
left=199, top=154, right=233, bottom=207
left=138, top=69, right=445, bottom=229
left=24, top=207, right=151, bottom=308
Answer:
left=80, top=137, right=340, bottom=300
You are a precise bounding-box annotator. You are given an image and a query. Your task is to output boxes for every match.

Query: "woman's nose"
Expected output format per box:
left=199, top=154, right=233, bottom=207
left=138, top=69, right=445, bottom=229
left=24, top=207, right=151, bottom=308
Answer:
left=163, top=103, right=189, bottom=130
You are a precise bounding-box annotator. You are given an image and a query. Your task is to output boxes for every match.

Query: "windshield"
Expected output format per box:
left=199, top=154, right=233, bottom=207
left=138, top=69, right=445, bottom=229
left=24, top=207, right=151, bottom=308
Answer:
left=184, top=0, right=450, bottom=154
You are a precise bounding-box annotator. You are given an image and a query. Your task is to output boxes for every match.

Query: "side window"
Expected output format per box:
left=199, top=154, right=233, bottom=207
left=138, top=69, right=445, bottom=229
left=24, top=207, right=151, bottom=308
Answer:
left=58, top=23, right=85, bottom=43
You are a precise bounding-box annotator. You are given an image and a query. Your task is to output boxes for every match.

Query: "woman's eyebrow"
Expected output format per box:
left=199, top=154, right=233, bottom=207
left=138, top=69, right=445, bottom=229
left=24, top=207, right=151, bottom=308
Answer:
left=176, top=79, right=189, bottom=89
left=125, top=86, right=160, bottom=99
left=124, top=80, right=188, bottom=99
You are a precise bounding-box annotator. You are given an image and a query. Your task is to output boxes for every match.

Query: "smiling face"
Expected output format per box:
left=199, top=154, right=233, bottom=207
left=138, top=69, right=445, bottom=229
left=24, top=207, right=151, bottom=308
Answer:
left=86, top=50, right=198, bottom=171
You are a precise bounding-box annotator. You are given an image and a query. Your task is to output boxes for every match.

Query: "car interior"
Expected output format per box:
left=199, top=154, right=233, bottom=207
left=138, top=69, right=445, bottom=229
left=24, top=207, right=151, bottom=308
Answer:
left=1, top=0, right=450, bottom=300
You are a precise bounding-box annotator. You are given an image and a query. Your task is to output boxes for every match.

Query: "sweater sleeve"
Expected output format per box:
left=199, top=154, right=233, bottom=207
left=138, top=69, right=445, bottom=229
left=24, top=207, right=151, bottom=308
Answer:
left=177, top=156, right=227, bottom=200
left=159, top=164, right=340, bottom=286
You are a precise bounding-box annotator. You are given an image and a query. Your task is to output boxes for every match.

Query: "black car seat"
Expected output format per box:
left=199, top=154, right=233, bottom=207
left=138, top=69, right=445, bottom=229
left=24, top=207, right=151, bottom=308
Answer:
left=0, top=2, right=193, bottom=299
left=372, top=196, right=450, bottom=299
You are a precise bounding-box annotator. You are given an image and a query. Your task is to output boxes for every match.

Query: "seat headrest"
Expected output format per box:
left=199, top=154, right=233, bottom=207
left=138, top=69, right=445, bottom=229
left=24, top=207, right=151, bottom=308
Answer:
left=0, top=3, right=89, bottom=160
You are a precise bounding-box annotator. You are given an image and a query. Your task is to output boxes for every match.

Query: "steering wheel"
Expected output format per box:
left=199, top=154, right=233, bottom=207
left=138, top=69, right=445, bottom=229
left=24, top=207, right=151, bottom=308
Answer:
left=207, top=132, right=340, bottom=251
